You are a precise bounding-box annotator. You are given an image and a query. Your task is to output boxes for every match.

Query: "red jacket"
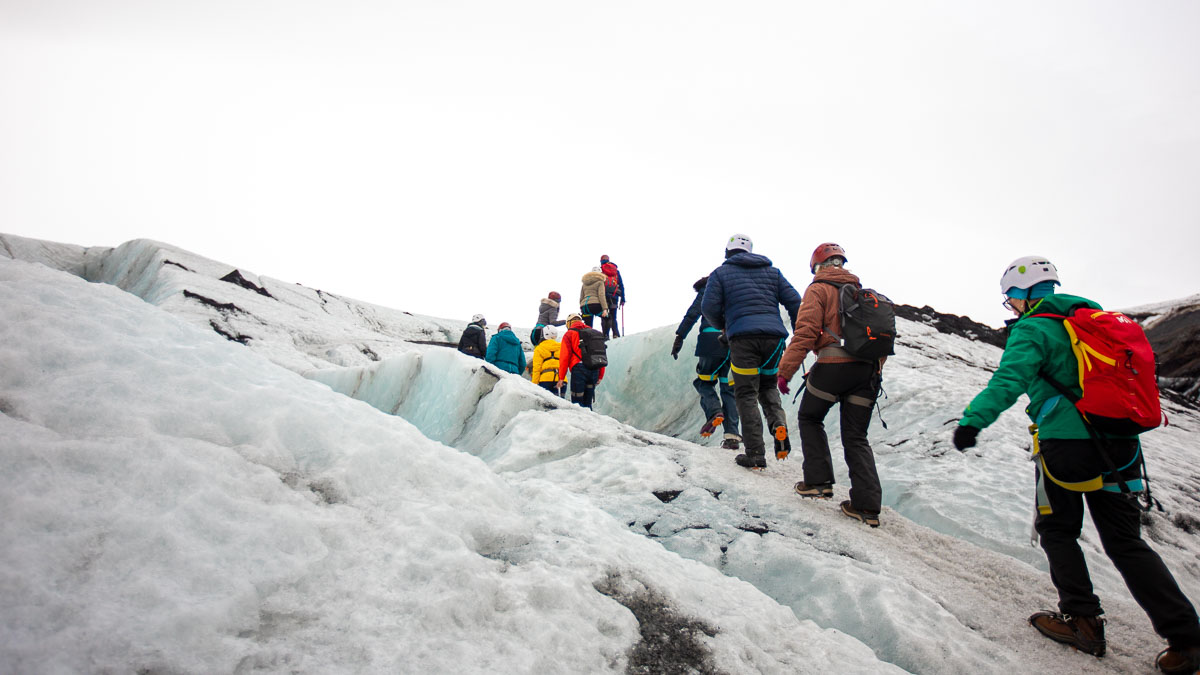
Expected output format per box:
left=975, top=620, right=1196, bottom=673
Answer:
left=557, top=321, right=606, bottom=382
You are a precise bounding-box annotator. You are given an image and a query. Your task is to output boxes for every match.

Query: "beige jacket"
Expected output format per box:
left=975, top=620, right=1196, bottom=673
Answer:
left=579, top=271, right=610, bottom=313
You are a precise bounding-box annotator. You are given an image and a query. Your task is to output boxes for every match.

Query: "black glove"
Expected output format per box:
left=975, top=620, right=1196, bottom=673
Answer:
left=671, top=335, right=684, bottom=360
left=953, top=425, right=980, bottom=451
left=717, top=332, right=728, bottom=348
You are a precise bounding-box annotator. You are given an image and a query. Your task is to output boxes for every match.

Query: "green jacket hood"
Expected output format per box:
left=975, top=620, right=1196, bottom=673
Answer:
left=1020, top=293, right=1101, bottom=317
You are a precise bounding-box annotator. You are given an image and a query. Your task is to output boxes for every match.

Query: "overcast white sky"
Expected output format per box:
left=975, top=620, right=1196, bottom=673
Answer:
left=3, top=0, right=1198, bottom=332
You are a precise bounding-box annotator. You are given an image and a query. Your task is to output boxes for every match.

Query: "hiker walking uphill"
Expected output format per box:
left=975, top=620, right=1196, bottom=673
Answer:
left=531, top=291, right=565, bottom=346
left=777, top=244, right=890, bottom=528
left=579, top=267, right=610, bottom=330
left=952, top=255, right=1200, bottom=673
left=485, top=322, right=526, bottom=375
left=600, top=255, right=626, bottom=339
left=673, top=275, right=741, bottom=450
left=530, top=325, right=562, bottom=395
left=701, top=234, right=801, bottom=470
left=558, top=313, right=607, bottom=409
left=457, top=314, right=487, bottom=359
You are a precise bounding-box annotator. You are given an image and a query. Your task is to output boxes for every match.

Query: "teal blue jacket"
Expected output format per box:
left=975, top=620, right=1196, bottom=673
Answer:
left=486, top=329, right=527, bottom=375
left=960, top=293, right=1127, bottom=440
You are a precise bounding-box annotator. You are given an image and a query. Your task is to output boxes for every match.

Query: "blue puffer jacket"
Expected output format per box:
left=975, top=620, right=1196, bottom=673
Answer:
left=676, top=279, right=726, bottom=358
left=702, top=253, right=801, bottom=339
left=486, top=329, right=527, bottom=374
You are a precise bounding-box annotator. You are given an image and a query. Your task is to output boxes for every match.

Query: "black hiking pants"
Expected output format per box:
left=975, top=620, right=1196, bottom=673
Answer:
left=569, top=363, right=600, bottom=409
left=582, top=303, right=603, bottom=329
left=729, top=336, right=788, bottom=457
left=1036, top=438, right=1200, bottom=648
left=797, top=360, right=882, bottom=513
left=602, top=294, right=620, bottom=339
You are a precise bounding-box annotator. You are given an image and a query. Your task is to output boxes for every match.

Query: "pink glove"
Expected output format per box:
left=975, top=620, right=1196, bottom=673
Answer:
left=777, top=375, right=790, bottom=395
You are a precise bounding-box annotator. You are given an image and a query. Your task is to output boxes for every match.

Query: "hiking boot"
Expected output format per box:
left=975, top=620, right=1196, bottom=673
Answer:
left=1029, top=611, right=1106, bottom=657
left=735, top=453, right=766, bottom=470
left=795, top=482, right=833, bottom=499
left=700, top=413, right=724, bottom=438
left=840, top=500, right=881, bottom=528
left=774, top=434, right=791, bottom=460
left=721, top=434, right=740, bottom=451
left=1156, top=645, right=1200, bottom=674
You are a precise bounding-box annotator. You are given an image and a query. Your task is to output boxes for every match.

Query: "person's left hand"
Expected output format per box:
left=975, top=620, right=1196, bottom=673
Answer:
left=777, top=376, right=790, bottom=395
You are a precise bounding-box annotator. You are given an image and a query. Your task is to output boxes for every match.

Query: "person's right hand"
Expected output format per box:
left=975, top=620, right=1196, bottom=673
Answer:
left=777, top=376, right=790, bottom=395
left=953, top=425, right=980, bottom=451
left=670, top=335, right=684, bottom=360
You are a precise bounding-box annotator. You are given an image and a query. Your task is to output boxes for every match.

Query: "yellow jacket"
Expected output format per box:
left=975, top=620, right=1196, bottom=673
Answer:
left=531, top=338, right=561, bottom=383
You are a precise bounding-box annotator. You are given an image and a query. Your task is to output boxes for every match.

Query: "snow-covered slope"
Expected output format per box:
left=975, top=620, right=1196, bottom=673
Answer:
left=4, top=235, right=1199, bottom=673
left=1, top=255, right=891, bottom=674
left=0, top=233, right=527, bottom=373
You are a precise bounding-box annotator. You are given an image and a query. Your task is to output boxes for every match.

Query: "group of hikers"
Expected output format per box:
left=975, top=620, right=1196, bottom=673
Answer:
left=457, top=254, right=625, bottom=409
left=457, top=235, right=1200, bottom=673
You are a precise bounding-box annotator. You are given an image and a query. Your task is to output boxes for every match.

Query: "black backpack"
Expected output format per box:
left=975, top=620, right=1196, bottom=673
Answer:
left=459, top=325, right=485, bottom=358
left=573, top=325, right=609, bottom=369
left=818, top=281, right=896, bottom=360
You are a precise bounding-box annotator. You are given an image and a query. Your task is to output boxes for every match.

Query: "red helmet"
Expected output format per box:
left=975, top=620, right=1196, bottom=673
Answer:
left=810, top=243, right=847, bottom=272
left=498, top=322, right=511, bottom=331
left=548, top=291, right=561, bottom=301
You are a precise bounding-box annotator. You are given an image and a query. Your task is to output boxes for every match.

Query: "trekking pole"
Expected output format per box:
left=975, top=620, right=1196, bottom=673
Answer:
left=621, top=304, right=626, bottom=335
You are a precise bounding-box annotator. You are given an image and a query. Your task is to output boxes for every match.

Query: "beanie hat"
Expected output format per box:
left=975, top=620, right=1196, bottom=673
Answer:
left=600, top=255, right=610, bottom=263
left=548, top=291, right=561, bottom=301
left=498, top=322, right=511, bottom=331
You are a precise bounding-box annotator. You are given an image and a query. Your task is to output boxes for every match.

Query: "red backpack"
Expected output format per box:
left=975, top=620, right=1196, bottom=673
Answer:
left=601, top=262, right=620, bottom=294
left=1033, top=307, right=1165, bottom=435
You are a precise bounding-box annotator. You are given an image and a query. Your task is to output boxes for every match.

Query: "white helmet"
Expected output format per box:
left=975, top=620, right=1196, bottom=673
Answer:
left=471, top=313, right=486, bottom=325
left=1000, top=256, right=1060, bottom=295
left=726, top=233, right=753, bottom=254
left=543, top=325, right=558, bottom=340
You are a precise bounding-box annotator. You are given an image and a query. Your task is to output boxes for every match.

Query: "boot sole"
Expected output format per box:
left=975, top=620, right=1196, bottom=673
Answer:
left=700, top=415, right=724, bottom=437
left=794, top=484, right=833, bottom=499
left=840, top=501, right=881, bottom=527
left=736, top=456, right=767, bottom=471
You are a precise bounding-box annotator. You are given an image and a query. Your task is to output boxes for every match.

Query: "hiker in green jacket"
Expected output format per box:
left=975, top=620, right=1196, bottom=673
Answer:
left=953, top=256, right=1200, bottom=673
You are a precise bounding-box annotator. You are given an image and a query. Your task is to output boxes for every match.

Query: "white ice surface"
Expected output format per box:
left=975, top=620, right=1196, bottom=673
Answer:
left=1, top=256, right=893, bottom=673
left=4, top=236, right=1200, bottom=674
